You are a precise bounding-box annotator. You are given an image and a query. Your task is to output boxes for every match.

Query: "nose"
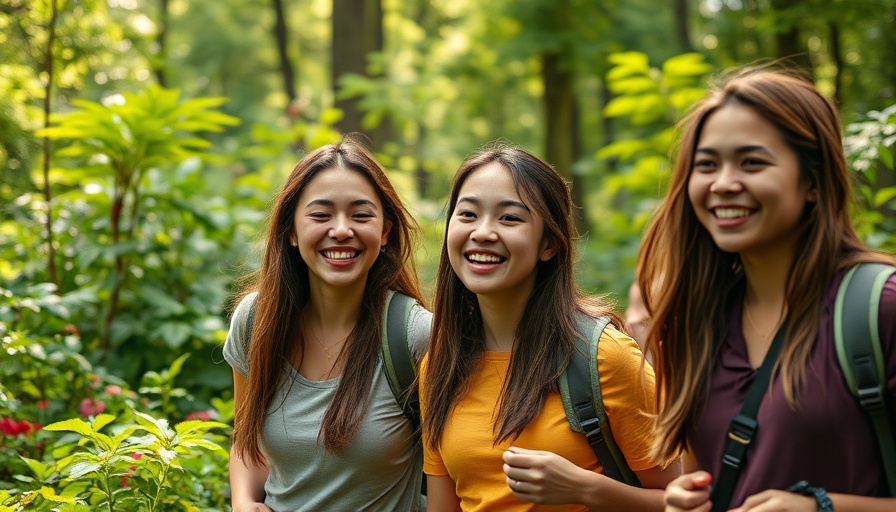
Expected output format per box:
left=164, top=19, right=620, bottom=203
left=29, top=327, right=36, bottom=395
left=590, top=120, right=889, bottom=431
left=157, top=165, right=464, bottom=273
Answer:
left=709, top=163, right=743, bottom=194
left=329, top=215, right=353, bottom=240
left=470, top=218, right=498, bottom=243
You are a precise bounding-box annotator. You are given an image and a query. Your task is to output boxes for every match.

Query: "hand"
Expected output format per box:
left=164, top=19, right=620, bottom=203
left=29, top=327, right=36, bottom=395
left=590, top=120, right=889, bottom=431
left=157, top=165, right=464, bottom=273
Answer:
left=664, top=471, right=712, bottom=512
left=729, top=489, right=816, bottom=512
left=502, top=446, right=592, bottom=506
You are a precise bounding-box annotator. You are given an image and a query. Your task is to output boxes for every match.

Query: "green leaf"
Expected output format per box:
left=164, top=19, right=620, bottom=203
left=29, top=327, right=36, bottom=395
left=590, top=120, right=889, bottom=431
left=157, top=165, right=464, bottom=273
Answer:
left=873, top=187, right=896, bottom=207
left=879, top=144, right=894, bottom=170
left=45, top=418, right=94, bottom=437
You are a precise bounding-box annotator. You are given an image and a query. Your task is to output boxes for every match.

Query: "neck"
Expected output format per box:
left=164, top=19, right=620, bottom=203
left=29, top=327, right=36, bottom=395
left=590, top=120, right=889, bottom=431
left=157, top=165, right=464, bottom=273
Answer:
left=305, top=281, right=365, bottom=331
left=476, top=293, right=529, bottom=352
left=740, top=244, right=794, bottom=311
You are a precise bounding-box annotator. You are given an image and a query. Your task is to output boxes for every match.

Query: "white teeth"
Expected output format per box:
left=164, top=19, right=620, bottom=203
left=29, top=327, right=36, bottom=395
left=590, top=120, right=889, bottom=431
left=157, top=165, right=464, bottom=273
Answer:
left=714, top=208, right=752, bottom=219
left=467, top=252, right=503, bottom=263
left=323, top=251, right=356, bottom=260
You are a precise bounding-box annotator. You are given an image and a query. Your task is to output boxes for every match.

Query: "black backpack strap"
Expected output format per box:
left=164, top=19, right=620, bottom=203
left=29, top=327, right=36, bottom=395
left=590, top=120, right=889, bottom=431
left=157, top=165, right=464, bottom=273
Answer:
left=381, top=290, right=420, bottom=430
left=834, top=263, right=896, bottom=495
left=559, top=315, right=641, bottom=486
left=711, top=321, right=788, bottom=512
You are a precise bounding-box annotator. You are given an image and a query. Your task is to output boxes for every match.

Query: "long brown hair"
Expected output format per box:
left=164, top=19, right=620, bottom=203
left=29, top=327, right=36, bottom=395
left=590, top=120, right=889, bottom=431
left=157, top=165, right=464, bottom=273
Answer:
left=423, top=144, right=623, bottom=449
left=637, top=67, right=895, bottom=461
left=232, top=137, right=424, bottom=463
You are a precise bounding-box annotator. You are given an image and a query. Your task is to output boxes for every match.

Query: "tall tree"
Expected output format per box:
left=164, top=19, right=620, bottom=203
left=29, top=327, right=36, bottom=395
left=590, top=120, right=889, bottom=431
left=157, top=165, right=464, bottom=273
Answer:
left=770, top=0, right=814, bottom=77
left=332, top=0, right=383, bottom=138
left=673, top=0, right=694, bottom=52
left=271, top=0, right=297, bottom=106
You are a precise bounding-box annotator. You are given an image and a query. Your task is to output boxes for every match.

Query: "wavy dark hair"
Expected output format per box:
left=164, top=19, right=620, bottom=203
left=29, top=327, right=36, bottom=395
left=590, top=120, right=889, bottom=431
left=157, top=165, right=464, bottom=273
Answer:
left=423, top=144, right=623, bottom=449
left=232, top=136, right=424, bottom=463
left=636, top=67, right=895, bottom=461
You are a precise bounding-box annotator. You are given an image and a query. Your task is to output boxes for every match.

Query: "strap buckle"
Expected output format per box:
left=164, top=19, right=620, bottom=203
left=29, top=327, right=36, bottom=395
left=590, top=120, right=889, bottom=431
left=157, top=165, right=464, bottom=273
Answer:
left=726, top=414, right=758, bottom=445
left=579, top=417, right=605, bottom=445
left=857, top=385, right=884, bottom=411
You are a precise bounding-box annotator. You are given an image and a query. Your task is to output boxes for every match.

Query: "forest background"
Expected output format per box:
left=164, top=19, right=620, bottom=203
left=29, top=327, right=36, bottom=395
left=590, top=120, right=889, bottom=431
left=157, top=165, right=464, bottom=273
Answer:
left=2, top=0, right=896, bottom=509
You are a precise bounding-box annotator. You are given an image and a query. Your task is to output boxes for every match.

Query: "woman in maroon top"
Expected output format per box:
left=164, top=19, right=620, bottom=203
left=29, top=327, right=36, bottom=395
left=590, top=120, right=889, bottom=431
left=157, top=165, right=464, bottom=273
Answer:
left=636, top=67, right=896, bottom=511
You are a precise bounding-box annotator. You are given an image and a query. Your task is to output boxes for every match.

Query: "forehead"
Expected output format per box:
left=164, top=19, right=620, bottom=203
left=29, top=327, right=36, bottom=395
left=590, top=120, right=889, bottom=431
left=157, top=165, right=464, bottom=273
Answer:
left=458, top=163, right=522, bottom=199
left=697, top=103, right=785, bottom=148
left=299, top=166, right=381, bottom=204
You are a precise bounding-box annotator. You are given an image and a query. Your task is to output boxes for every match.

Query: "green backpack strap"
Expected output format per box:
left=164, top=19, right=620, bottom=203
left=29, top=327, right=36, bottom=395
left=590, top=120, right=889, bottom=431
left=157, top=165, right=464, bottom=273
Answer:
left=381, top=290, right=421, bottom=431
left=834, top=263, right=896, bottom=495
left=559, top=315, right=641, bottom=487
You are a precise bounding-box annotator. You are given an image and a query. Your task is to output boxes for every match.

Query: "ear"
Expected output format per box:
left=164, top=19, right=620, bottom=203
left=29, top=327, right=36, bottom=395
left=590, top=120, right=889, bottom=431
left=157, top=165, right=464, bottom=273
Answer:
left=807, top=187, right=818, bottom=203
left=380, top=220, right=392, bottom=246
left=539, top=237, right=559, bottom=262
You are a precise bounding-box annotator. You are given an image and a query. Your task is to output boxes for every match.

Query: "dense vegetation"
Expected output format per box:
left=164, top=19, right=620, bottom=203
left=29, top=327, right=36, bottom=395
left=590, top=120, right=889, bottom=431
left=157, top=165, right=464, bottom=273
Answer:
left=2, top=0, right=895, bottom=509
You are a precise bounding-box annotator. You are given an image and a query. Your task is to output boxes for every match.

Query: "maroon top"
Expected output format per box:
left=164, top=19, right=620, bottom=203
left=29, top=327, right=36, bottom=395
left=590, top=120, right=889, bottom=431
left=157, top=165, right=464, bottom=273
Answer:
left=690, top=271, right=896, bottom=507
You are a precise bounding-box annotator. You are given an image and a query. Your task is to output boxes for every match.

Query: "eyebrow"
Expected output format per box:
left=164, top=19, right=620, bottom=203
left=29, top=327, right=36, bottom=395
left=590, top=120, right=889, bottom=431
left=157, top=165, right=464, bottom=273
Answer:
left=456, top=196, right=531, bottom=212
left=695, top=145, right=771, bottom=155
left=304, top=198, right=379, bottom=210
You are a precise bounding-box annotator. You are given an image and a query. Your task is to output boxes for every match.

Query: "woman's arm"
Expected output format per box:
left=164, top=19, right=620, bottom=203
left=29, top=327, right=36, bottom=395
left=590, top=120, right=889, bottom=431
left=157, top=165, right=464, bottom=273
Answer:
left=230, top=370, right=272, bottom=512
left=502, top=446, right=680, bottom=512
left=426, top=474, right=461, bottom=512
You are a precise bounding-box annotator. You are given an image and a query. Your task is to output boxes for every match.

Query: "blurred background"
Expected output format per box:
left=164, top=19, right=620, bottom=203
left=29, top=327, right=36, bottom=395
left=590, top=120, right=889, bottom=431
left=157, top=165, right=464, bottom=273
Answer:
left=1, top=0, right=896, bottom=506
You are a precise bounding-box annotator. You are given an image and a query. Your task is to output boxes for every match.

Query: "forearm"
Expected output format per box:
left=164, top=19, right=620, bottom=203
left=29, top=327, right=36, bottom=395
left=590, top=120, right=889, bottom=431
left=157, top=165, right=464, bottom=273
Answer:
left=229, top=448, right=269, bottom=509
left=829, top=494, right=896, bottom=512
left=577, top=471, right=665, bottom=512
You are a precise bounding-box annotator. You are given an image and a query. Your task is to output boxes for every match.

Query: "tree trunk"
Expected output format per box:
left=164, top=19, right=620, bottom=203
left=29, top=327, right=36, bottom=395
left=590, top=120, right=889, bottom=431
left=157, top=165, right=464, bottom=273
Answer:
left=770, top=0, right=813, bottom=78
left=155, top=0, right=169, bottom=86
left=828, top=21, right=843, bottom=106
left=332, top=0, right=382, bottom=138
left=42, top=0, right=59, bottom=288
left=271, top=0, right=297, bottom=105
left=673, top=0, right=693, bottom=53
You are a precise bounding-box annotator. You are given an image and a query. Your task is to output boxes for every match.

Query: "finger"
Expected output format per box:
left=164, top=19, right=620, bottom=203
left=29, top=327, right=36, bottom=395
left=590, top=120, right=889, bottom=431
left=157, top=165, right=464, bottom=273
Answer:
left=502, top=463, right=527, bottom=481
left=686, top=471, right=712, bottom=490
left=502, top=450, right=536, bottom=468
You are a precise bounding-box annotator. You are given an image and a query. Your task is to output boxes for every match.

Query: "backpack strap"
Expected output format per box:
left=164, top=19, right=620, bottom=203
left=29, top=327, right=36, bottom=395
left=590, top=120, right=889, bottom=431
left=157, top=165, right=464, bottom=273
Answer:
left=381, top=290, right=421, bottom=431
left=834, top=263, right=896, bottom=495
left=559, top=315, right=641, bottom=486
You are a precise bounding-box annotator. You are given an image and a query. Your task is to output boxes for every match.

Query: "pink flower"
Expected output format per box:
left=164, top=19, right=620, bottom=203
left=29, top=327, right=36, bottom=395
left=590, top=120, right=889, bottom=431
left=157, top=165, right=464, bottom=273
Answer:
left=184, top=410, right=211, bottom=421
left=131, top=452, right=143, bottom=461
left=78, top=398, right=106, bottom=417
left=104, top=385, right=122, bottom=396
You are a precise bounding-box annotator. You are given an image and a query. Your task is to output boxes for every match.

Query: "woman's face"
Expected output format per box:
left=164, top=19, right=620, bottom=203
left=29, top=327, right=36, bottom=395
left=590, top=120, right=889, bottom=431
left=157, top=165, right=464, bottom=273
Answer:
left=292, top=167, right=391, bottom=292
left=687, top=103, right=816, bottom=259
left=446, top=163, right=553, bottom=301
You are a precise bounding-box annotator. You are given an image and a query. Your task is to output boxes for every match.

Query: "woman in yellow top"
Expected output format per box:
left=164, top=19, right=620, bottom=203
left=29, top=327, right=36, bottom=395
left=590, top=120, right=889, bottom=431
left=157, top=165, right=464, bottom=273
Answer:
left=421, top=144, right=679, bottom=511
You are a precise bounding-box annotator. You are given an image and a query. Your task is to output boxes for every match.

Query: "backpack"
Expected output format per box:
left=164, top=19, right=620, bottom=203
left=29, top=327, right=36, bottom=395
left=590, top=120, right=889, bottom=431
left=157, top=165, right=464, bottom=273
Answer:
left=833, top=262, right=896, bottom=495
left=558, top=315, right=642, bottom=487
left=245, top=290, right=420, bottom=428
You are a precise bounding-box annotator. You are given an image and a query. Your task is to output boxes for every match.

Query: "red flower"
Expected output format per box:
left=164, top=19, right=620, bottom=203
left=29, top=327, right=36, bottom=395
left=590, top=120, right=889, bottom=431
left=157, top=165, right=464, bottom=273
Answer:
left=0, top=417, right=19, bottom=436
left=16, top=420, right=33, bottom=436
left=131, top=452, right=143, bottom=460
left=36, top=399, right=49, bottom=410
left=184, top=410, right=211, bottom=421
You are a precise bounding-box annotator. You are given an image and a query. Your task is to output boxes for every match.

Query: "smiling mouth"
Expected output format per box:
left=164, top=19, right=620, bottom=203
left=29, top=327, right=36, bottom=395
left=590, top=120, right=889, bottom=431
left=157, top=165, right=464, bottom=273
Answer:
left=465, top=252, right=506, bottom=264
left=322, top=250, right=360, bottom=260
left=712, top=207, right=753, bottom=219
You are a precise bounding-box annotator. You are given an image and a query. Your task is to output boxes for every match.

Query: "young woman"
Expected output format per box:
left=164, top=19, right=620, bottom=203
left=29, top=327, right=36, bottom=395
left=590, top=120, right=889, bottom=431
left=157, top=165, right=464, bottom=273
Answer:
left=421, top=145, right=679, bottom=511
left=223, top=139, right=431, bottom=511
left=636, top=68, right=896, bottom=511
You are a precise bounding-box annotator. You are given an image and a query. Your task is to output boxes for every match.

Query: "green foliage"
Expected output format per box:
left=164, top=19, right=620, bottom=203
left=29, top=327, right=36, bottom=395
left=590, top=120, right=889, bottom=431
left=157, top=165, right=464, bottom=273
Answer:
left=581, top=51, right=711, bottom=294
left=844, top=104, right=896, bottom=251
left=0, top=315, right=230, bottom=511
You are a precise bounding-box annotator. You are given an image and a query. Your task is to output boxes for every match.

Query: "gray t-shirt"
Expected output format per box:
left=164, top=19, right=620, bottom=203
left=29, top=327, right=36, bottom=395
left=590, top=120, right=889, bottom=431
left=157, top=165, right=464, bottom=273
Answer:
left=224, top=291, right=432, bottom=512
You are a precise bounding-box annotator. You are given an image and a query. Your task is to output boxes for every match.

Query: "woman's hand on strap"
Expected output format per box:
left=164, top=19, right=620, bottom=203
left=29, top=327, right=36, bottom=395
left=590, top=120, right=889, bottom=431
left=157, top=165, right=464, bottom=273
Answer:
left=664, top=471, right=712, bottom=512
left=502, top=446, right=599, bottom=506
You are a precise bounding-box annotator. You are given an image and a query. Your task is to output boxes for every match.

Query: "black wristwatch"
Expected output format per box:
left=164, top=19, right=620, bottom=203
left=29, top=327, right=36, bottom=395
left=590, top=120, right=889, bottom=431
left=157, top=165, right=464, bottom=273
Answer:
left=786, top=480, right=834, bottom=512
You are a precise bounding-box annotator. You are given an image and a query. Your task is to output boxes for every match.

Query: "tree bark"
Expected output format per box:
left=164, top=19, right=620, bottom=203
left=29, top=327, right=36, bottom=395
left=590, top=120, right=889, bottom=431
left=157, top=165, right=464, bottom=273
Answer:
left=272, top=0, right=297, bottom=105
left=828, top=21, right=843, bottom=106
left=673, top=0, right=693, bottom=53
left=155, top=0, right=169, bottom=86
left=42, top=0, right=59, bottom=288
left=332, top=0, right=382, bottom=138
left=770, top=0, right=813, bottom=78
